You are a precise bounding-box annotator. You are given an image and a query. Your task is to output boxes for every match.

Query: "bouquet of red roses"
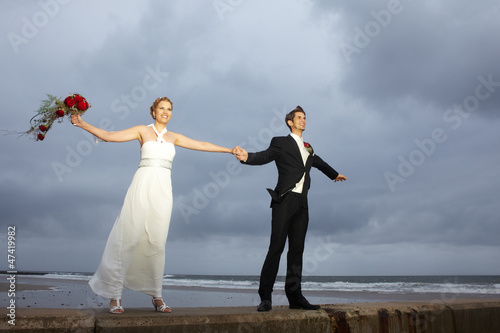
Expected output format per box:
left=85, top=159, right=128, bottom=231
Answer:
left=26, top=93, right=91, bottom=141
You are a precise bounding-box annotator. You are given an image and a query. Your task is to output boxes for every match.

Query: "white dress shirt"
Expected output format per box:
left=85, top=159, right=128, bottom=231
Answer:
left=290, top=133, right=309, bottom=194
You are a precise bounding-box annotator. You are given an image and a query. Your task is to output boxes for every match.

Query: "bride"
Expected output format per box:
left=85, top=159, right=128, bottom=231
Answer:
left=71, top=97, right=237, bottom=314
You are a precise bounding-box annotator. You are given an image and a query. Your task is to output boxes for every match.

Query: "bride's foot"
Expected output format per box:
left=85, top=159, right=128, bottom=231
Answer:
left=109, top=299, right=124, bottom=314
left=152, top=297, right=171, bottom=313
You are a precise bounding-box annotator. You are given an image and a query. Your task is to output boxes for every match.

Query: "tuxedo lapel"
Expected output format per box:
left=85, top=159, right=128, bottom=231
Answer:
left=286, top=135, right=304, bottom=164
left=305, top=154, right=313, bottom=168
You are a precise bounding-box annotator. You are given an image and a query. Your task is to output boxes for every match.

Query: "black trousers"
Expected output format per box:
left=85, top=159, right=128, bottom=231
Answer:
left=258, top=192, right=309, bottom=302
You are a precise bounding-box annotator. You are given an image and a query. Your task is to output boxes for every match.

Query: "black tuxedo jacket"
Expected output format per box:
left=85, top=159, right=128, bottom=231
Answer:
left=242, top=135, right=339, bottom=207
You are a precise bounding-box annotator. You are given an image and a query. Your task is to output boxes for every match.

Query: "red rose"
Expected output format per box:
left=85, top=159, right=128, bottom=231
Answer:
left=56, top=109, right=65, bottom=117
left=74, top=94, right=84, bottom=103
left=76, top=100, right=89, bottom=111
left=304, top=142, right=314, bottom=154
left=39, top=125, right=48, bottom=132
left=38, top=134, right=45, bottom=141
left=64, top=96, right=76, bottom=107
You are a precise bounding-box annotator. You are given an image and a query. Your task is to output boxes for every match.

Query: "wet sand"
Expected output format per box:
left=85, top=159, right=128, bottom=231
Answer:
left=2, top=275, right=499, bottom=310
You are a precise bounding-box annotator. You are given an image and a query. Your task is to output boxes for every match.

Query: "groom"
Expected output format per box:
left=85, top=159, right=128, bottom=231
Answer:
left=236, top=106, right=347, bottom=312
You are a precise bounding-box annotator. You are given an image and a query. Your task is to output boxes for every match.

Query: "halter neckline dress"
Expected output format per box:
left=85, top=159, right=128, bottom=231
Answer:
left=89, top=125, right=175, bottom=298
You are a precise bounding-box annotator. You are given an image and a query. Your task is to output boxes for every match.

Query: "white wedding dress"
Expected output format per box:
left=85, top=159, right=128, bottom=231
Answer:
left=89, top=125, right=175, bottom=298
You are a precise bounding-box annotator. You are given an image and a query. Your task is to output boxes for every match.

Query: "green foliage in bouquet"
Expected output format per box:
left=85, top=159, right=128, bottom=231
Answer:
left=27, top=93, right=91, bottom=141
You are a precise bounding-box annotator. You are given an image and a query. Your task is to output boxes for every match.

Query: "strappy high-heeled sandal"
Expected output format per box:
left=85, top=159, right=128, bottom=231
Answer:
left=109, top=299, right=124, bottom=314
left=152, top=297, right=171, bottom=313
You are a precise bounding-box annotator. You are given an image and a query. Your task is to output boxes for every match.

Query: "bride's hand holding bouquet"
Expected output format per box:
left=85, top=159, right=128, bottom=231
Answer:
left=70, top=114, right=84, bottom=128
left=25, top=93, right=91, bottom=141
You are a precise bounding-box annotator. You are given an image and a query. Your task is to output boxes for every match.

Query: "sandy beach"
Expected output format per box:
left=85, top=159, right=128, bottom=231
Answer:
left=2, top=274, right=499, bottom=311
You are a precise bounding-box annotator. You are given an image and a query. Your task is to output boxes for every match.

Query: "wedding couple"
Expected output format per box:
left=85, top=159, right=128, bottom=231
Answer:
left=71, top=98, right=347, bottom=314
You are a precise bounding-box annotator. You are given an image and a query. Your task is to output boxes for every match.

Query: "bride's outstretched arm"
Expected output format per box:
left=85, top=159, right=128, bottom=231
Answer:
left=71, top=114, right=141, bottom=143
left=170, top=131, right=236, bottom=154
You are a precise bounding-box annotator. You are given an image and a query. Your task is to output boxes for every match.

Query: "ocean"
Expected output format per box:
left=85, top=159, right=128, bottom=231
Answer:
left=12, top=271, right=500, bottom=295
left=4, top=272, right=499, bottom=309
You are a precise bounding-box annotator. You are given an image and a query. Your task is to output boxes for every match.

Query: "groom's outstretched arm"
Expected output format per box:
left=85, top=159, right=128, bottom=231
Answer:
left=236, top=138, right=279, bottom=165
left=312, top=155, right=347, bottom=182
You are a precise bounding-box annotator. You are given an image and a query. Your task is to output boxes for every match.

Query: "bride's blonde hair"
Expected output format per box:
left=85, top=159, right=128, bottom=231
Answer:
left=150, top=97, right=173, bottom=119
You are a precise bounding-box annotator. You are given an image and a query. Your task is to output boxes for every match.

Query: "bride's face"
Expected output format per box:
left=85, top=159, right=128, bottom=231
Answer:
left=154, top=101, right=172, bottom=124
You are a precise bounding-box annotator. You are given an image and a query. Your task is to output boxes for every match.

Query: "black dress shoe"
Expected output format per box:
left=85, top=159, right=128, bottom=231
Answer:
left=257, top=300, right=272, bottom=312
left=289, top=297, right=320, bottom=310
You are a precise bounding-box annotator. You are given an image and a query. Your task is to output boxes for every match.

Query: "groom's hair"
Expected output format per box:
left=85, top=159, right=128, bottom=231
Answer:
left=285, top=106, right=306, bottom=131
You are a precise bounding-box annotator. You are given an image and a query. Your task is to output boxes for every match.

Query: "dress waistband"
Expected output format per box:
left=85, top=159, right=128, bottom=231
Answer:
left=138, top=158, right=172, bottom=169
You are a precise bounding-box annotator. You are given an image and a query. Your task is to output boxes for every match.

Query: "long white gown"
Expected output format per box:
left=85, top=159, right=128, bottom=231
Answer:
left=89, top=126, right=175, bottom=299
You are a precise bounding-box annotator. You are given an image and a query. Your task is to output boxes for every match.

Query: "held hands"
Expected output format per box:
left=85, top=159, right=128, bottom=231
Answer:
left=233, top=146, right=248, bottom=161
left=334, top=174, right=348, bottom=182
left=231, top=144, right=346, bottom=181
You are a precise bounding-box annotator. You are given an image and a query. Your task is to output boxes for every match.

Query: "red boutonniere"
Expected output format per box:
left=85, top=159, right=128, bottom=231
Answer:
left=304, top=142, right=314, bottom=155
left=26, top=93, right=91, bottom=141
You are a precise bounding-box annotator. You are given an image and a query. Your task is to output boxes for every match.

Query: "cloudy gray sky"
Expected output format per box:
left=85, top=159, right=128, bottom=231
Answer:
left=1, top=0, right=499, bottom=277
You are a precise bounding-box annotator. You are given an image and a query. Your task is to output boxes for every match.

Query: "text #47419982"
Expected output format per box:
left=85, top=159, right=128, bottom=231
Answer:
left=7, top=226, right=17, bottom=326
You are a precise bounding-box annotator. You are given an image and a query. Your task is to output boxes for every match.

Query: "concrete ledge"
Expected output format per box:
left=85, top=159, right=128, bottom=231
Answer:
left=2, top=308, right=94, bottom=332
left=2, top=299, right=500, bottom=332
left=94, top=306, right=330, bottom=332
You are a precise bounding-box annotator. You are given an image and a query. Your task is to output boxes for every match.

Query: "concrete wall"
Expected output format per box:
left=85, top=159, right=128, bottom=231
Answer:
left=2, top=299, right=499, bottom=332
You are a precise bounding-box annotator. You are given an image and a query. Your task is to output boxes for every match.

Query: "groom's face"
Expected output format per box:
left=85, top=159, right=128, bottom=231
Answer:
left=288, top=112, right=306, bottom=132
